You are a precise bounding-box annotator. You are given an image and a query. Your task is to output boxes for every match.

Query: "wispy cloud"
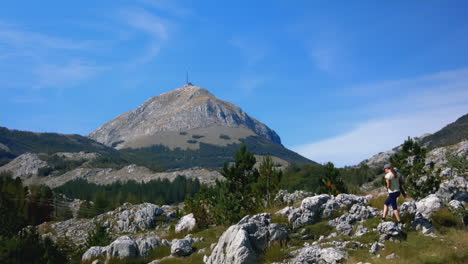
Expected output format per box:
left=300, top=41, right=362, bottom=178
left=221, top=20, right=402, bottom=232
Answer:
left=236, top=75, right=269, bottom=96
left=33, top=61, right=103, bottom=90
left=138, top=0, right=195, bottom=18
left=229, top=35, right=270, bottom=66
left=0, top=21, right=100, bottom=93
left=292, top=68, right=468, bottom=167
left=119, top=8, right=170, bottom=65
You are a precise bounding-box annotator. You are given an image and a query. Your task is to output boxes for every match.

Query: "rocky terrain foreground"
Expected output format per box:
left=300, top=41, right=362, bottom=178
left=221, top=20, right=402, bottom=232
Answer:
left=36, top=174, right=467, bottom=264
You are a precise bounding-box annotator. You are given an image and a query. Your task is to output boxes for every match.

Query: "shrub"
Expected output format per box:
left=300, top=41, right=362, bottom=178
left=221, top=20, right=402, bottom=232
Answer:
left=431, top=208, right=464, bottom=233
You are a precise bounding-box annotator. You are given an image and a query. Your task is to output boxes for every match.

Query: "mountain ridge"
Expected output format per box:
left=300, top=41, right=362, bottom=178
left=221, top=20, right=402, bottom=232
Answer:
left=88, top=85, right=282, bottom=149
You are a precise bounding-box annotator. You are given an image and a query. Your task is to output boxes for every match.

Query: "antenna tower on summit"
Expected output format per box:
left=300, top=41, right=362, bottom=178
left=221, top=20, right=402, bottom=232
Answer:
left=185, top=71, right=193, bottom=86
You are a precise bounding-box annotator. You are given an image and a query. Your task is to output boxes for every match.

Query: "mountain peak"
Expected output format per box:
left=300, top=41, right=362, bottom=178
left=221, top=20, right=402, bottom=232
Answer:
left=88, top=85, right=282, bottom=149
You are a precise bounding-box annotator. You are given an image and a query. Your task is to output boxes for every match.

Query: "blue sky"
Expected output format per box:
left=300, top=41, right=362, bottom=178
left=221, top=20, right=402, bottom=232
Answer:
left=1, top=0, right=467, bottom=166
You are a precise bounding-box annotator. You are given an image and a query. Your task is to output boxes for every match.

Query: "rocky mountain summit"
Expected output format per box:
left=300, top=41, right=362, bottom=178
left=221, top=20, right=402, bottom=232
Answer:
left=88, top=85, right=281, bottom=149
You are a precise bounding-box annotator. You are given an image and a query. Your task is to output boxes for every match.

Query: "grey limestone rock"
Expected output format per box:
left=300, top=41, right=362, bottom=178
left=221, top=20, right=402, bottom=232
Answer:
left=369, top=242, right=384, bottom=254
left=329, top=204, right=378, bottom=236
left=377, top=222, right=402, bottom=242
left=82, top=246, right=107, bottom=262
left=204, top=213, right=288, bottom=264
left=448, top=199, right=465, bottom=210
left=411, top=212, right=435, bottom=235
left=399, top=201, right=417, bottom=217
left=287, top=245, right=348, bottom=264
left=171, top=239, right=194, bottom=257
left=415, top=194, right=443, bottom=218
left=106, top=236, right=139, bottom=259
left=353, top=225, right=369, bottom=237
left=175, top=213, right=196, bottom=233
left=275, top=190, right=313, bottom=204
left=435, top=177, right=468, bottom=203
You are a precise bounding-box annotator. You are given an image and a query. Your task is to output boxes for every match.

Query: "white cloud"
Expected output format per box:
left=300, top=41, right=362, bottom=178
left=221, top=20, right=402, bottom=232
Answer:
left=120, top=8, right=170, bottom=65
left=292, top=68, right=468, bottom=167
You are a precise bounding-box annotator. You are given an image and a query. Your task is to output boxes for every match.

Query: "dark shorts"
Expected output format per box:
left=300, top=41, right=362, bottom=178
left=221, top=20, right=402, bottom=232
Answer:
left=384, top=191, right=400, bottom=210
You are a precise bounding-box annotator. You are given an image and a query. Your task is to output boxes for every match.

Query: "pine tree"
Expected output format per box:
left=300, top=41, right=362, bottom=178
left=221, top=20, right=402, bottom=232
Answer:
left=318, top=162, right=347, bottom=195
left=390, top=137, right=440, bottom=199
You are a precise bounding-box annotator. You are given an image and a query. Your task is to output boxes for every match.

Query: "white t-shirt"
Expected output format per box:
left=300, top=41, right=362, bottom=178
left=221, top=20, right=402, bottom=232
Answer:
left=385, top=172, right=400, bottom=193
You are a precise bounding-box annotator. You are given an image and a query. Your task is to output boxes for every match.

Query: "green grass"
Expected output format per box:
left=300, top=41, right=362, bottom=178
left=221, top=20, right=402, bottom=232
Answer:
left=354, top=231, right=380, bottom=244
left=302, top=221, right=334, bottom=240
left=262, top=243, right=296, bottom=264
left=431, top=208, right=464, bottom=234
left=346, top=229, right=468, bottom=264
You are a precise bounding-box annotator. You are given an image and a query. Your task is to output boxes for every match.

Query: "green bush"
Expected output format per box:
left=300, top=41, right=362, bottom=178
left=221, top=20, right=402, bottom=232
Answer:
left=431, top=208, right=464, bottom=233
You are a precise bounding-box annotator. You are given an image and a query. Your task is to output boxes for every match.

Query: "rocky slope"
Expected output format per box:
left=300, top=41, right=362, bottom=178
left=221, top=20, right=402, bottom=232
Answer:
left=88, top=85, right=281, bottom=149
left=0, top=152, right=223, bottom=187
left=41, top=176, right=466, bottom=264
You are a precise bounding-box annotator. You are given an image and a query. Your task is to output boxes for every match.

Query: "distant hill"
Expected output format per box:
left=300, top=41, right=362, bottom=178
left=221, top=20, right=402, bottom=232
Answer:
left=420, top=113, right=468, bottom=149
left=0, top=127, right=119, bottom=166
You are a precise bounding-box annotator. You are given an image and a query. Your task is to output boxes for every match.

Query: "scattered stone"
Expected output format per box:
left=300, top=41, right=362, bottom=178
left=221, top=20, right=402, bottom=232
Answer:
left=411, top=212, right=435, bottom=235
left=287, top=245, right=348, bottom=263
left=171, top=239, right=194, bottom=257
left=369, top=242, right=384, bottom=254
left=354, top=225, right=369, bottom=237
left=386, top=253, right=398, bottom=259
left=175, top=213, right=196, bottom=233
left=448, top=200, right=465, bottom=210
left=377, top=222, right=402, bottom=242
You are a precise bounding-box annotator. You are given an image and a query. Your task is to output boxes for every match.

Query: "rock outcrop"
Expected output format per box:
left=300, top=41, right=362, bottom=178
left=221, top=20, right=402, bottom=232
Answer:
left=329, top=204, right=378, bottom=235
left=204, top=213, right=288, bottom=264
left=0, top=153, right=47, bottom=178
left=15, top=165, right=224, bottom=187
left=280, top=193, right=370, bottom=229
left=82, top=234, right=169, bottom=262
left=39, top=203, right=177, bottom=246
left=275, top=190, right=313, bottom=204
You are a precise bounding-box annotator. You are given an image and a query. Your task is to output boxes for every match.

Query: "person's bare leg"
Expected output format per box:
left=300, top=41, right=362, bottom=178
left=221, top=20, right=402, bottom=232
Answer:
left=394, top=210, right=401, bottom=222
left=383, top=204, right=388, bottom=219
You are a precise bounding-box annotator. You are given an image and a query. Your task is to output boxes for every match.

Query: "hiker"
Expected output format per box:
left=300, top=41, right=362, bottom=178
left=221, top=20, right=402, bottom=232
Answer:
left=382, top=164, right=403, bottom=223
